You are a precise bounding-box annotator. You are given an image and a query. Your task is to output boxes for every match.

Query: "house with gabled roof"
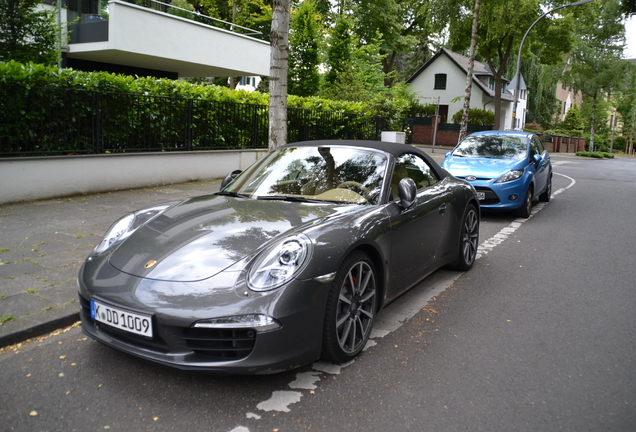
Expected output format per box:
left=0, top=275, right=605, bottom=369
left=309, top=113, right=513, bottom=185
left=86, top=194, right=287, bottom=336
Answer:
left=406, top=48, right=528, bottom=131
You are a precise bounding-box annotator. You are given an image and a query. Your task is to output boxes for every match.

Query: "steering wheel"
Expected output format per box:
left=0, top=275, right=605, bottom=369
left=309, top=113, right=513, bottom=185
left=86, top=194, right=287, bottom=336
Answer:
left=336, top=181, right=371, bottom=197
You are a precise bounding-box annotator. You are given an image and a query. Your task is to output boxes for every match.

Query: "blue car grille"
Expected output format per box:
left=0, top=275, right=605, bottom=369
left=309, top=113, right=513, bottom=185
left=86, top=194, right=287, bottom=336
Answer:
left=474, top=186, right=501, bottom=205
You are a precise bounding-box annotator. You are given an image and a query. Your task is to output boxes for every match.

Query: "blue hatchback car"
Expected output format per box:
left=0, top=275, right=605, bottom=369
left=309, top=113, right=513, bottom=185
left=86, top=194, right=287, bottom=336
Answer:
left=441, top=131, right=552, bottom=218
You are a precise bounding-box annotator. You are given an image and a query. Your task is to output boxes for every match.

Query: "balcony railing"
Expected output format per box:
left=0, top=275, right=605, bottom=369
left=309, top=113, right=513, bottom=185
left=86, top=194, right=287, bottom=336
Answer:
left=68, top=0, right=264, bottom=45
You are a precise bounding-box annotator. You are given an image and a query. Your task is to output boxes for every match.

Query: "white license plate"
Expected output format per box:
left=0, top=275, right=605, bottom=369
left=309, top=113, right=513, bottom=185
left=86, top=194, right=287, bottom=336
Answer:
left=91, top=300, right=153, bottom=338
left=477, top=192, right=486, bottom=201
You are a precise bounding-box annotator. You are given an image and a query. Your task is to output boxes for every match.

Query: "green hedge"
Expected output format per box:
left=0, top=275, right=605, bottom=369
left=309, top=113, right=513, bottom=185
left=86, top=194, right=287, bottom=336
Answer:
left=575, top=151, right=615, bottom=159
left=1, top=61, right=429, bottom=155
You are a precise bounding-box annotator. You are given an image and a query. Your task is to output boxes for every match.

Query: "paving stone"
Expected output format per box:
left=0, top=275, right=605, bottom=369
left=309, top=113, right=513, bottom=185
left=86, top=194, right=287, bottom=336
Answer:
left=37, top=282, right=78, bottom=306
left=0, top=275, right=51, bottom=297
left=0, top=292, right=51, bottom=318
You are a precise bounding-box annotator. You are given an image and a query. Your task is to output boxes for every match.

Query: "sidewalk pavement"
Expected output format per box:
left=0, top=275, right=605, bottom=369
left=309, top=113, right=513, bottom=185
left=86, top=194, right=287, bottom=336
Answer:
left=0, top=148, right=576, bottom=348
left=0, top=179, right=223, bottom=348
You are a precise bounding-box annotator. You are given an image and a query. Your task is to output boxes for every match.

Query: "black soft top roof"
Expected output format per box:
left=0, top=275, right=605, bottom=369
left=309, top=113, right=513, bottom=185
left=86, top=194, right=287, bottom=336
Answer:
left=284, top=140, right=448, bottom=180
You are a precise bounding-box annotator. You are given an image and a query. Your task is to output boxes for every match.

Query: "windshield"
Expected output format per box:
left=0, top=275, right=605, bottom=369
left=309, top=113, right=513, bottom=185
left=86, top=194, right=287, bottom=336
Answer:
left=452, top=135, right=528, bottom=159
left=224, top=146, right=388, bottom=204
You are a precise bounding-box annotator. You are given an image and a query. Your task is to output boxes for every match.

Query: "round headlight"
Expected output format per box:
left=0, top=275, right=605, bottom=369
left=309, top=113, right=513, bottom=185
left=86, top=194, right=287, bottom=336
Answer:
left=247, top=234, right=313, bottom=291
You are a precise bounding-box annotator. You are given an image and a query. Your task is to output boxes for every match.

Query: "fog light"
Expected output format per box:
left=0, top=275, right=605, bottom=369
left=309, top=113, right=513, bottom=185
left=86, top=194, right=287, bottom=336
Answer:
left=509, top=194, right=519, bottom=201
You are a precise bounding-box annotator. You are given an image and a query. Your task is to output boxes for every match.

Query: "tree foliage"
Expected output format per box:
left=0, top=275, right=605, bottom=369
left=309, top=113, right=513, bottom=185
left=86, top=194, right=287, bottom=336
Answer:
left=288, top=0, right=322, bottom=97
left=0, top=0, right=60, bottom=65
left=562, top=0, right=627, bottom=151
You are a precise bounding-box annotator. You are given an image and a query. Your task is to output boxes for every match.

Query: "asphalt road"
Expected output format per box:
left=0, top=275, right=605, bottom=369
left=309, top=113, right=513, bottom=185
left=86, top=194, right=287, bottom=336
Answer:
left=1, top=156, right=635, bottom=432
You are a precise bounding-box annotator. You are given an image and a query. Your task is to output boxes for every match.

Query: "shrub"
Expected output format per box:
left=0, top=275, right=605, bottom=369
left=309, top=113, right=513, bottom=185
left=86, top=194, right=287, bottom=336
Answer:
left=450, top=108, right=494, bottom=126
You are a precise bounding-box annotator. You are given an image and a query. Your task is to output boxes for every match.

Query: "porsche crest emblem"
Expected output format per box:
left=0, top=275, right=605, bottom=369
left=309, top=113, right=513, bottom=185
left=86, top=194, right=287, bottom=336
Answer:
left=145, top=260, right=158, bottom=269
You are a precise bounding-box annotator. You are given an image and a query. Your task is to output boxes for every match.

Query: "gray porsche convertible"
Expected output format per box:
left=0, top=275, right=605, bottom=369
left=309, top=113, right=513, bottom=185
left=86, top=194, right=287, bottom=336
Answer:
left=78, top=140, right=479, bottom=374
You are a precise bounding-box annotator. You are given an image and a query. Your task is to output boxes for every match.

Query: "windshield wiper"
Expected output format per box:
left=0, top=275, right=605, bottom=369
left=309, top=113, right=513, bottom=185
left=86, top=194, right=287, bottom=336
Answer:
left=216, top=191, right=252, bottom=198
left=256, top=195, right=322, bottom=203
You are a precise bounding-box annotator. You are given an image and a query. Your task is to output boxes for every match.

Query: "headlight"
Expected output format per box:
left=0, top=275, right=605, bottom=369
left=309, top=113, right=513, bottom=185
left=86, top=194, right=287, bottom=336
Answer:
left=494, top=169, right=524, bottom=183
left=247, top=234, right=313, bottom=291
left=93, top=204, right=173, bottom=254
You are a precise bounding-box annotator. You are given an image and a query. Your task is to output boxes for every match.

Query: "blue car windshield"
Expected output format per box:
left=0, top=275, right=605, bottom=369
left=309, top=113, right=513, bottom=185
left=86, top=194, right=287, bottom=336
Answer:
left=224, top=146, right=388, bottom=205
left=452, top=135, right=528, bottom=159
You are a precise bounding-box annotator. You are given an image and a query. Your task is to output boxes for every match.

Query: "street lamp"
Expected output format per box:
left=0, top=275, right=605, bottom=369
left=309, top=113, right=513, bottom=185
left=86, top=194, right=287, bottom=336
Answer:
left=511, top=0, right=595, bottom=130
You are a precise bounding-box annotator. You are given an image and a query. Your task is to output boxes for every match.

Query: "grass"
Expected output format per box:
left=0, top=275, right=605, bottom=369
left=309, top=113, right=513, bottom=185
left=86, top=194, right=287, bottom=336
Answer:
left=0, top=314, right=14, bottom=324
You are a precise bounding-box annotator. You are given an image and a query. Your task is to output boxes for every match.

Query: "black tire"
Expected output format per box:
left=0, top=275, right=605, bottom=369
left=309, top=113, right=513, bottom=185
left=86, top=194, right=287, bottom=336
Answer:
left=451, top=204, right=479, bottom=271
left=321, top=251, right=377, bottom=363
left=539, top=176, right=552, bottom=202
left=516, top=186, right=533, bottom=218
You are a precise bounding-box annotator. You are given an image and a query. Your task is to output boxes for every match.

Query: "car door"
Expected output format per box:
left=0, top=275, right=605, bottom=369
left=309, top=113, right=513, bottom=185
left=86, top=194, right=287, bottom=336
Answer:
left=386, top=153, right=450, bottom=294
left=530, top=136, right=549, bottom=196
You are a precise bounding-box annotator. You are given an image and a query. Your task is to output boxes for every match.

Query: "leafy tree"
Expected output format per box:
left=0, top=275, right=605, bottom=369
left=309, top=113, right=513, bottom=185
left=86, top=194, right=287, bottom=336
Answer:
left=559, top=104, right=583, bottom=133
left=321, top=37, right=386, bottom=102
left=349, top=0, right=449, bottom=87
left=562, top=0, right=627, bottom=151
left=449, top=0, right=576, bottom=130
left=324, top=13, right=351, bottom=86
left=288, top=0, right=322, bottom=97
left=0, top=0, right=60, bottom=65
left=187, top=0, right=273, bottom=40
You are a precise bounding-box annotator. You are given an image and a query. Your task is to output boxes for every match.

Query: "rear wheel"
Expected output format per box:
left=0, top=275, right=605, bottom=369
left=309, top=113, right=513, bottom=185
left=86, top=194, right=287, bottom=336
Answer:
left=539, top=177, right=552, bottom=202
left=321, top=251, right=377, bottom=363
left=516, top=186, right=533, bottom=218
left=451, top=204, right=479, bottom=271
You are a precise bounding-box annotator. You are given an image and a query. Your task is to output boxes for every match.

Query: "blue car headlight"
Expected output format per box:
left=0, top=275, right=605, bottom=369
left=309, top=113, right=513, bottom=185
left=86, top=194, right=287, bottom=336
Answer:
left=93, top=204, right=174, bottom=254
left=247, top=234, right=313, bottom=291
left=494, top=169, right=524, bottom=184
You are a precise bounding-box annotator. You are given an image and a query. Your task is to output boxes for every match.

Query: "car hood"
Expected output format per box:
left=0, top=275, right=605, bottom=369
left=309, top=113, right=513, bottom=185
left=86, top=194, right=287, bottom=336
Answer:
left=108, top=195, right=347, bottom=282
left=442, top=156, right=526, bottom=179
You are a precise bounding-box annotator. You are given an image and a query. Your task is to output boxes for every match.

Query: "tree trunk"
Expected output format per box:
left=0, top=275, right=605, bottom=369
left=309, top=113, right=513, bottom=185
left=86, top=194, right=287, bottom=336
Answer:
left=268, top=0, right=291, bottom=151
left=458, top=0, right=481, bottom=143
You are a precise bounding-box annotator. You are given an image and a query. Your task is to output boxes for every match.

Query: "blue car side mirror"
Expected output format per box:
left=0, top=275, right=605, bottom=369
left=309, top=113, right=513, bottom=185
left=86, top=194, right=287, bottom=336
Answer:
left=533, top=154, right=542, bottom=166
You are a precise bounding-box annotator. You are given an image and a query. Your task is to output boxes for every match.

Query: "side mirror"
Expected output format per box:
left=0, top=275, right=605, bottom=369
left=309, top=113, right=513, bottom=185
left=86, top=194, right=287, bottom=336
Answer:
left=397, top=178, right=417, bottom=209
left=220, top=170, right=242, bottom=191
left=533, top=154, right=542, bottom=166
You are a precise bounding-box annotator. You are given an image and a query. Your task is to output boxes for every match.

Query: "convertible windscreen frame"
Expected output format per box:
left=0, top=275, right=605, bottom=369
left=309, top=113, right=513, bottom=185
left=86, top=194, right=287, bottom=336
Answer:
left=224, top=146, right=390, bottom=205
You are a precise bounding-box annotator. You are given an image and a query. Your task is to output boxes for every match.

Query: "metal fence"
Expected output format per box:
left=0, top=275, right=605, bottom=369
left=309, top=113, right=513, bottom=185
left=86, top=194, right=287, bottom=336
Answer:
left=0, top=86, right=389, bottom=157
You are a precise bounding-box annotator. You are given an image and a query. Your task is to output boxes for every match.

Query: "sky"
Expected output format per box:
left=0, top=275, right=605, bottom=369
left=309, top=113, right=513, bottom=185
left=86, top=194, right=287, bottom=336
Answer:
left=625, top=15, right=636, bottom=58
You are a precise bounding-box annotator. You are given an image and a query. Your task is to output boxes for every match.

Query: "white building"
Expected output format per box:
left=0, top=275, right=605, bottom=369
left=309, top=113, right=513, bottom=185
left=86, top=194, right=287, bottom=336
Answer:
left=42, top=0, right=269, bottom=79
left=406, top=48, right=528, bottom=130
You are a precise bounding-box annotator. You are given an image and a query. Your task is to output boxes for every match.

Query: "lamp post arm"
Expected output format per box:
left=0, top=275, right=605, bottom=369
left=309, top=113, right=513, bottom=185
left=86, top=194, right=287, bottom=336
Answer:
left=511, top=0, right=595, bottom=129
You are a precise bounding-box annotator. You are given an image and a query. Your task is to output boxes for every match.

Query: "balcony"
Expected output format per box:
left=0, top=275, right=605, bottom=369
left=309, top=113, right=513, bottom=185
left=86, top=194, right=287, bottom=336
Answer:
left=65, top=0, right=270, bottom=78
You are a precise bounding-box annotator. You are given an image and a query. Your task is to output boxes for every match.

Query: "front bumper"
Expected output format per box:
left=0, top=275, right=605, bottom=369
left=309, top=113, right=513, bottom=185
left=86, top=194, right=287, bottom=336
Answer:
left=78, top=259, right=332, bottom=375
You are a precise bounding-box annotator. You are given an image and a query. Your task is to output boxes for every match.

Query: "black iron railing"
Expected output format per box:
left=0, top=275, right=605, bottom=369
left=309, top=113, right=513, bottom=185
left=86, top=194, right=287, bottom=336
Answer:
left=0, top=86, right=389, bottom=157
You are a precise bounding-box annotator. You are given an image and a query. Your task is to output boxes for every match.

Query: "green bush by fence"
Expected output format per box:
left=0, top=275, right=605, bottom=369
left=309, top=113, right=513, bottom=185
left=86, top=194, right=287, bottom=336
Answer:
left=0, top=61, right=425, bottom=156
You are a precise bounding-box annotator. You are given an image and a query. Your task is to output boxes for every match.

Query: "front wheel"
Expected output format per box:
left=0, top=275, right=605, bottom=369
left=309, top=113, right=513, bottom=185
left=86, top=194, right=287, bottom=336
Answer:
left=321, top=251, right=377, bottom=363
left=516, top=186, right=533, bottom=218
left=451, top=204, right=479, bottom=271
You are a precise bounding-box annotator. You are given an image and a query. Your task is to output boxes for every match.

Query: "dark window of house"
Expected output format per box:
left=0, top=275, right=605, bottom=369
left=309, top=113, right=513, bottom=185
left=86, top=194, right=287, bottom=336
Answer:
left=434, top=74, right=447, bottom=90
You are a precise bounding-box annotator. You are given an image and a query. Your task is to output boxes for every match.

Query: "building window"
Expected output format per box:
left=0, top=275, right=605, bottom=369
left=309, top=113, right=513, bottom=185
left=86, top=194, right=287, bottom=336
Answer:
left=434, top=74, right=447, bottom=90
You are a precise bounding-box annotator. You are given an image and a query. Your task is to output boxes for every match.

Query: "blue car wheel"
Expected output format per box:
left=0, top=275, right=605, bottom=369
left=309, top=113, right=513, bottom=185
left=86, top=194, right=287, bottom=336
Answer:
left=516, top=186, right=533, bottom=218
